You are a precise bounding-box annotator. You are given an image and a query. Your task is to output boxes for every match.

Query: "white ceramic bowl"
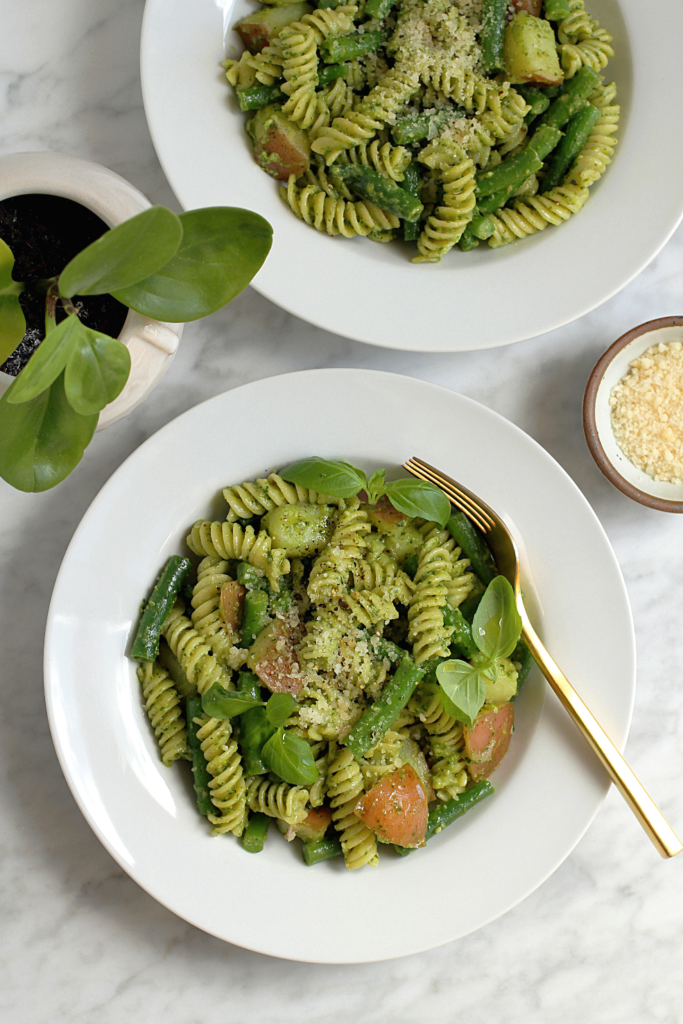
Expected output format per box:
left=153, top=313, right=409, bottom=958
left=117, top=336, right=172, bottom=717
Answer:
left=44, top=369, right=635, bottom=962
left=141, top=0, right=683, bottom=352
left=0, top=151, right=183, bottom=429
left=584, top=316, right=683, bottom=512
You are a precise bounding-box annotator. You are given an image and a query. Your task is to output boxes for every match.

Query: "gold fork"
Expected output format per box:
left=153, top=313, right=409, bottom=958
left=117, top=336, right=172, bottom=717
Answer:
left=404, top=457, right=681, bottom=859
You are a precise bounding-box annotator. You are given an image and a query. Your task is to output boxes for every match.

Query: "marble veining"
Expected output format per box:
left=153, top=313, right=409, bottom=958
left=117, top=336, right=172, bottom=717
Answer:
left=1, top=1, right=682, bottom=1021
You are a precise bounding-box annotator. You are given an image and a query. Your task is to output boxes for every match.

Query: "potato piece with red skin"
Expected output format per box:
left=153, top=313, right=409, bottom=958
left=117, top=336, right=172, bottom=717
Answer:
left=509, top=0, right=542, bottom=16
left=366, top=495, right=409, bottom=526
left=219, top=580, right=246, bottom=634
left=248, top=617, right=304, bottom=695
left=293, top=806, right=332, bottom=842
left=247, top=106, right=310, bottom=181
left=355, top=765, right=428, bottom=848
left=235, top=3, right=312, bottom=54
left=464, top=703, right=514, bottom=781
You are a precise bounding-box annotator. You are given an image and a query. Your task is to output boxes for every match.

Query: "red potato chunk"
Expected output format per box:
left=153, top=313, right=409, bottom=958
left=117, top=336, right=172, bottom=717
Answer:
left=293, top=806, right=332, bottom=842
left=509, top=0, right=542, bottom=16
left=249, top=618, right=304, bottom=695
left=464, top=703, right=514, bottom=781
left=219, top=580, right=246, bottom=634
left=247, top=106, right=310, bottom=181
left=235, top=3, right=312, bottom=54
left=355, top=765, right=428, bottom=849
left=366, top=495, right=409, bottom=526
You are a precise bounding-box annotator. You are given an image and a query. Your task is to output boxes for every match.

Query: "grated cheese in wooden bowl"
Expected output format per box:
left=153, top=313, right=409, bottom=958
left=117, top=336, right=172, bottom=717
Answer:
left=609, top=341, right=683, bottom=483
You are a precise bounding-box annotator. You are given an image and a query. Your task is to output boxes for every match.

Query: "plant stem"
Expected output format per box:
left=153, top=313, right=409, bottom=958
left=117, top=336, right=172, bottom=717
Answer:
left=44, top=280, right=60, bottom=335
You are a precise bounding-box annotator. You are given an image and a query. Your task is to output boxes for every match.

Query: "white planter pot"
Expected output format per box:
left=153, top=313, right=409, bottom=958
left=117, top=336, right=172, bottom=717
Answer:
left=0, top=152, right=182, bottom=430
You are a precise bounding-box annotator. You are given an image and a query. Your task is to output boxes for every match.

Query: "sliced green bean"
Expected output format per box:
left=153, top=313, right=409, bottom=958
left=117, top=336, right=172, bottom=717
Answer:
left=515, top=84, right=551, bottom=123
left=544, top=0, right=570, bottom=19
left=402, top=552, right=419, bottom=578
left=539, top=65, right=601, bottom=130
left=320, top=30, right=384, bottom=63
left=443, top=604, right=478, bottom=659
left=132, top=556, right=192, bottom=662
left=242, top=812, right=270, bottom=852
left=317, top=63, right=347, bottom=85
left=447, top=512, right=497, bottom=585
left=364, top=632, right=405, bottom=664
left=316, top=0, right=346, bottom=8
left=511, top=637, right=534, bottom=695
left=186, top=697, right=213, bottom=817
left=541, top=103, right=600, bottom=191
left=458, top=226, right=479, bottom=251
left=480, top=0, right=507, bottom=72
left=470, top=209, right=494, bottom=240
left=237, top=83, right=283, bottom=111
left=394, top=780, right=494, bottom=854
left=333, top=165, right=423, bottom=222
left=401, top=162, right=422, bottom=242
left=364, top=0, right=396, bottom=18
left=302, top=837, right=344, bottom=865
left=476, top=124, right=562, bottom=197
left=344, top=656, right=425, bottom=758
left=237, top=562, right=267, bottom=590
left=392, top=108, right=455, bottom=147
left=241, top=589, right=271, bottom=647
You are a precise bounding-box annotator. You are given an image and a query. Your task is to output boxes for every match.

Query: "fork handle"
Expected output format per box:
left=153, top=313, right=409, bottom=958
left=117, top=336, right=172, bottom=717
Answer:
left=521, top=612, right=682, bottom=859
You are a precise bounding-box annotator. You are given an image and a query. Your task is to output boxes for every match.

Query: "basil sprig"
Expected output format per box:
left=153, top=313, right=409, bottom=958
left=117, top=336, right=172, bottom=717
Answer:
left=280, top=457, right=451, bottom=527
left=262, top=729, right=319, bottom=786
left=436, top=576, right=522, bottom=727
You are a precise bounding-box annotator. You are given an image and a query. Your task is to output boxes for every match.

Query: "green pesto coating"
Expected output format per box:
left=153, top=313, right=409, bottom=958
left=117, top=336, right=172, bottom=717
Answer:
left=392, top=108, right=455, bottom=146
left=333, top=165, right=424, bottom=221
left=186, top=697, right=213, bottom=817
left=541, top=103, right=601, bottom=191
left=538, top=65, right=601, bottom=130
left=480, top=0, right=507, bottom=72
left=344, top=655, right=425, bottom=758
left=476, top=124, right=562, bottom=197
left=320, top=29, right=384, bottom=63
left=543, top=0, right=570, bottom=19
left=400, top=162, right=422, bottom=242
left=447, top=512, right=497, bottom=585
left=302, top=837, right=344, bottom=865
left=394, top=780, right=495, bottom=854
left=242, top=812, right=271, bottom=852
left=241, top=589, right=271, bottom=647
left=131, top=556, right=192, bottom=661
left=443, top=604, right=478, bottom=659
left=237, top=83, right=283, bottom=111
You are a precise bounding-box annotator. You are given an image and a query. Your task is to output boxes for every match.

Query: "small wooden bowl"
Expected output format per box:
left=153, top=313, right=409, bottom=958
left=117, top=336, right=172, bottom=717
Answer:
left=583, top=317, right=683, bottom=513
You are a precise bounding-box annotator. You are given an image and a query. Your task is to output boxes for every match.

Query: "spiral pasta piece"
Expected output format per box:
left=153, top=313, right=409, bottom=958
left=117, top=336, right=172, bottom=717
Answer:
left=558, top=0, right=596, bottom=43
left=426, top=706, right=464, bottom=761
left=487, top=184, right=590, bottom=248
left=307, top=503, right=371, bottom=603
left=301, top=4, right=357, bottom=43
left=566, top=102, right=619, bottom=188
left=245, top=39, right=284, bottom=85
left=352, top=552, right=415, bottom=603
left=344, top=587, right=399, bottom=629
left=361, top=730, right=404, bottom=789
left=327, top=748, right=379, bottom=869
left=407, top=525, right=457, bottom=661
left=196, top=715, right=248, bottom=835
left=447, top=549, right=476, bottom=609
left=340, top=139, right=411, bottom=181
left=187, top=520, right=290, bottom=591
left=478, top=88, right=530, bottom=145
left=246, top=776, right=309, bottom=824
left=414, top=157, right=476, bottom=263
left=137, top=661, right=190, bottom=766
left=222, top=471, right=343, bottom=522
left=281, top=178, right=399, bottom=239
left=421, top=60, right=494, bottom=115
left=191, top=556, right=235, bottom=664
left=279, top=22, right=319, bottom=129
left=162, top=601, right=233, bottom=697
left=223, top=52, right=256, bottom=90
left=560, top=27, right=613, bottom=78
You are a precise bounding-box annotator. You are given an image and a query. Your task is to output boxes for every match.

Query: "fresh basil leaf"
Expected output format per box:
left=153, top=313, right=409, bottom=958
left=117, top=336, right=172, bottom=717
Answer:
left=59, top=206, right=182, bottom=298
left=265, top=692, right=298, bottom=728
left=280, top=457, right=367, bottom=498
left=384, top=478, right=451, bottom=527
left=0, top=371, right=97, bottom=492
left=112, top=207, right=272, bottom=321
left=0, top=238, right=25, bottom=365
left=471, top=575, right=522, bottom=662
left=201, top=683, right=264, bottom=718
left=240, top=706, right=277, bottom=775
left=6, top=314, right=81, bottom=405
left=262, top=728, right=320, bottom=786
left=365, top=467, right=386, bottom=504
left=64, top=322, right=131, bottom=415
left=436, top=659, right=487, bottom=728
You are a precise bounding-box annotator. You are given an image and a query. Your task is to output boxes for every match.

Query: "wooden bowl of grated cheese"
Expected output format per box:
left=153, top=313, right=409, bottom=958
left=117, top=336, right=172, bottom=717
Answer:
left=584, top=316, right=683, bottom=512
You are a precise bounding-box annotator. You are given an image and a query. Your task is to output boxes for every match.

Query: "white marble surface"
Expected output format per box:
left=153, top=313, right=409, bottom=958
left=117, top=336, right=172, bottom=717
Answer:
left=1, top=1, right=683, bottom=1020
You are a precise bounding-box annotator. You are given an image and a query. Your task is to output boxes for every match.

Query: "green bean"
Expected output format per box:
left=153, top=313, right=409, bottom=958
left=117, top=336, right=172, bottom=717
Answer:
left=237, top=83, right=283, bottom=111
left=470, top=209, right=494, bottom=240
left=541, top=103, right=600, bottom=192
left=392, top=108, right=455, bottom=147
left=158, top=637, right=196, bottom=698
left=344, top=656, right=425, bottom=758
left=132, top=556, right=192, bottom=662
left=458, top=578, right=485, bottom=623
left=320, top=30, right=384, bottom=63
left=480, top=0, right=507, bottom=72
left=539, top=65, right=601, bottom=130
left=333, top=165, right=424, bottom=222
left=544, top=0, right=570, bottom=19
left=302, top=837, right=344, bottom=865
left=364, top=0, right=396, bottom=18
left=443, top=604, right=478, bottom=659
left=476, top=124, right=562, bottom=197
left=394, top=780, right=494, bottom=854
left=458, top=226, right=479, bottom=251
left=515, top=84, right=551, bottom=124
left=237, top=670, right=262, bottom=699
left=510, top=638, right=534, bottom=695
left=402, top=552, right=418, bottom=578
left=400, top=162, right=422, bottom=241
left=317, top=63, right=347, bottom=85
left=363, top=632, right=405, bottom=665
left=237, top=562, right=267, bottom=590
left=542, top=83, right=565, bottom=99
left=316, top=0, right=346, bottom=8
left=242, top=812, right=270, bottom=852
left=186, top=697, right=213, bottom=817
left=447, top=512, right=498, bottom=585
left=241, top=589, right=270, bottom=647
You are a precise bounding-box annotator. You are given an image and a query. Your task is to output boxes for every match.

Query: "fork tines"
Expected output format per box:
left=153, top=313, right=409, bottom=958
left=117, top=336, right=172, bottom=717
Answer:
left=403, top=457, right=494, bottom=534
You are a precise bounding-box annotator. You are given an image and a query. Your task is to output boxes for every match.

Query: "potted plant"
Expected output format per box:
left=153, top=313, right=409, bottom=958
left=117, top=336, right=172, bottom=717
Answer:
left=0, top=152, right=271, bottom=492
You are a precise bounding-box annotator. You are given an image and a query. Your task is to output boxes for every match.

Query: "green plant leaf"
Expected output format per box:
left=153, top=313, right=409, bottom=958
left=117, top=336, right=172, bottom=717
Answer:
left=0, top=371, right=97, bottom=492
left=365, top=468, right=386, bottom=505
left=64, top=321, right=131, bottom=415
left=471, top=576, right=522, bottom=662
left=7, top=314, right=81, bottom=405
left=262, top=728, right=320, bottom=786
left=384, top=478, right=451, bottom=527
left=58, top=206, right=183, bottom=298
left=201, top=683, right=264, bottom=718
left=265, top=692, right=298, bottom=728
left=280, top=457, right=367, bottom=498
left=0, top=238, right=25, bottom=364
left=436, top=659, right=487, bottom=728
left=112, top=207, right=272, bottom=321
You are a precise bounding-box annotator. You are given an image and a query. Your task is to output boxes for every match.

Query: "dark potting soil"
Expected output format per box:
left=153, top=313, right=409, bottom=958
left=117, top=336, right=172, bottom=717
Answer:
left=0, top=194, right=128, bottom=376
